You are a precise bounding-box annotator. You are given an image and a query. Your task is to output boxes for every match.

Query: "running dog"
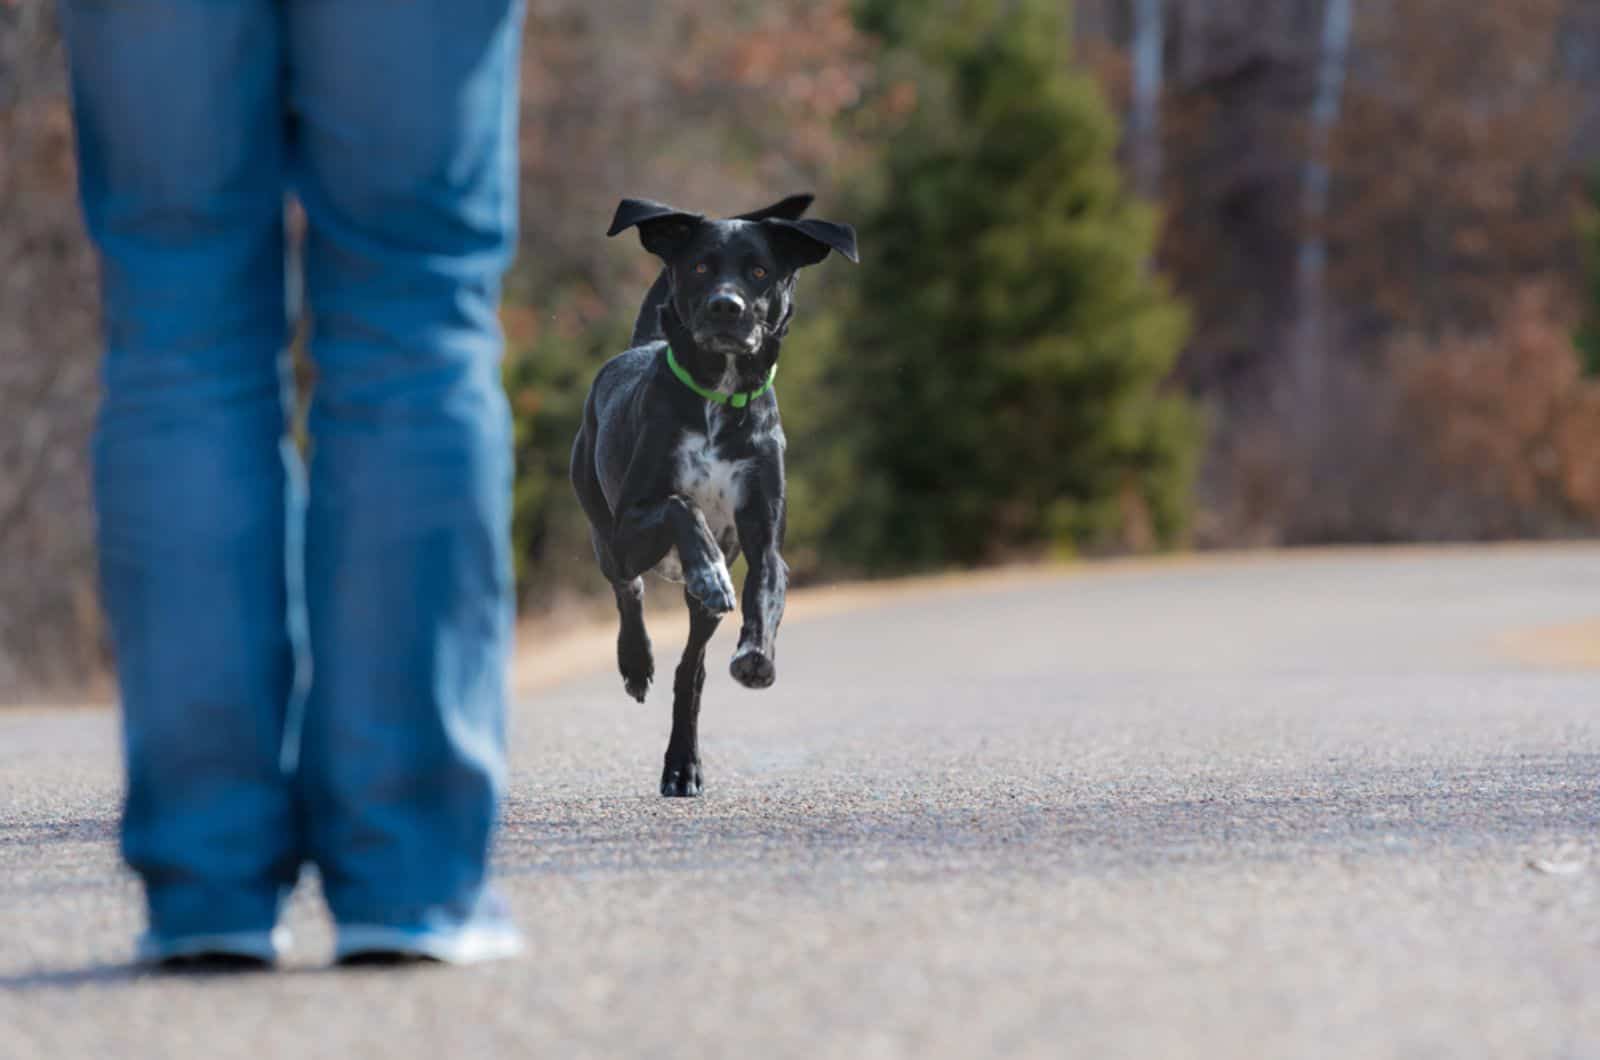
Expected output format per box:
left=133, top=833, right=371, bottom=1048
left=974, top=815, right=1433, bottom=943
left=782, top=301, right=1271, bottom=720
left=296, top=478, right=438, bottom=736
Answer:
left=570, top=194, right=857, bottom=796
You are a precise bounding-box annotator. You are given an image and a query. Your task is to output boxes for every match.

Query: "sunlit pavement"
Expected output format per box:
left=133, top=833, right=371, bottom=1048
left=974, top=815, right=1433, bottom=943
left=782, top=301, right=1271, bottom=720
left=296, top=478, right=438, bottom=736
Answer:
left=4, top=546, right=1599, bottom=1059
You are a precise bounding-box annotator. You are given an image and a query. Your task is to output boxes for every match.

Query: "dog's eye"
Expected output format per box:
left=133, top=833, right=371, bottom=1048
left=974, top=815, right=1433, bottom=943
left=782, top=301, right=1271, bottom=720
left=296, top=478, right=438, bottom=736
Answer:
left=694, top=262, right=709, bottom=275
left=752, top=266, right=768, bottom=280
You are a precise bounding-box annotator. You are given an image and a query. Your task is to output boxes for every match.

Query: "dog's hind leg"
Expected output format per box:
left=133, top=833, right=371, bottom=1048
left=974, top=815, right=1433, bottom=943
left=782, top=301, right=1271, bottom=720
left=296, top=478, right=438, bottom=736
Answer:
left=661, top=593, right=721, bottom=797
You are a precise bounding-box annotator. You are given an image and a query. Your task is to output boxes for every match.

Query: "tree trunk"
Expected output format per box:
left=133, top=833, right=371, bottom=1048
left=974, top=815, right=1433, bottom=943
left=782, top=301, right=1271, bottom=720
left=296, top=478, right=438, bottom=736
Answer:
left=1292, top=0, right=1353, bottom=404
left=1131, top=0, right=1165, bottom=198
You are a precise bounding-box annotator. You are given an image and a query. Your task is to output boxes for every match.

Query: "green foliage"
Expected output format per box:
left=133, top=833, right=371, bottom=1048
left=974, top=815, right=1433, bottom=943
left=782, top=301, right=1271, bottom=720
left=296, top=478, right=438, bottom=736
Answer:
left=1578, top=171, right=1600, bottom=378
left=768, top=307, right=885, bottom=582
left=836, top=0, right=1202, bottom=569
left=851, top=0, right=919, bottom=46
left=503, top=299, right=629, bottom=606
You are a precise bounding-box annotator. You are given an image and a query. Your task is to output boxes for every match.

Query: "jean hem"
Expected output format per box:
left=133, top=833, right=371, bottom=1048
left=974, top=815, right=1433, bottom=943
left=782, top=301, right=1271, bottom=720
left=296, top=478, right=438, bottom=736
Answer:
left=135, top=926, right=291, bottom=966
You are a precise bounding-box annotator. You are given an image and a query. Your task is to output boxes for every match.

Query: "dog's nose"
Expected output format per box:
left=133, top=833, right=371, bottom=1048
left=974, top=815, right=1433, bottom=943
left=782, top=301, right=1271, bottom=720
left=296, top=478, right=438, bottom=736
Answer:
left=706, top=291, right=746, bottom=321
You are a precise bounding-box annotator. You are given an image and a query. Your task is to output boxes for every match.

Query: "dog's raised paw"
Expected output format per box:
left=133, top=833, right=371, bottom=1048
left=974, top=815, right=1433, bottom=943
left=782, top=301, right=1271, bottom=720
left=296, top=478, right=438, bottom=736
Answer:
left=618, top=633, right=653, bottom=702
left=623, top=672, right=651, bottom=702
left=730, top=647, right=776, bottom=689
left=660, top=758, right=703, bottom=797
left=620, top=657, right=653, bottom=702
left=687, top=564, right=737, bottom=616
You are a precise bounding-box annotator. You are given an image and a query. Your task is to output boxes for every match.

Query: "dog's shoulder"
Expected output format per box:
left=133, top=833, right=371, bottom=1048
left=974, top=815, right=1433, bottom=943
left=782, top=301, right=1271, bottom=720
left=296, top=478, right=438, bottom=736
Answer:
left=593, top=340, right=663, bottom=388
left=589, top=341, right=665, bottom=414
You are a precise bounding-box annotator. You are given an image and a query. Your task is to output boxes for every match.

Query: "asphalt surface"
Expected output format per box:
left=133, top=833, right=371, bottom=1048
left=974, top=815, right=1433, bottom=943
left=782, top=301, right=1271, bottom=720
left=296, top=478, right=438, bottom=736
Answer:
left=3, top=546, right=1599, bottom=1059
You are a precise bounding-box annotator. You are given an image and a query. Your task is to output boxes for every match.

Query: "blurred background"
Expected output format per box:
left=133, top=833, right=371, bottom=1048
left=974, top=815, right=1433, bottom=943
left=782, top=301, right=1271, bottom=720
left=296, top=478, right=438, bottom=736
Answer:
left=3, top=0, right=1599, bottom=698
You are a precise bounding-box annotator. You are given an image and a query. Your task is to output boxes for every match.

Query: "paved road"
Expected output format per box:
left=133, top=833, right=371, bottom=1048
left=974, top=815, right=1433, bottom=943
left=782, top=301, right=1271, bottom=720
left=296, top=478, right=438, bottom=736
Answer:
left=3, top=547, right=1599, bottom=1059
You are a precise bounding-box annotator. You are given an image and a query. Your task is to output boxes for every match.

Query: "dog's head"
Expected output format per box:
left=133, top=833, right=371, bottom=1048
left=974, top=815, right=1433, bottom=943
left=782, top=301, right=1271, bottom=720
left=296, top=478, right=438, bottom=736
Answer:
left=608, top=197, right=858, bottom=359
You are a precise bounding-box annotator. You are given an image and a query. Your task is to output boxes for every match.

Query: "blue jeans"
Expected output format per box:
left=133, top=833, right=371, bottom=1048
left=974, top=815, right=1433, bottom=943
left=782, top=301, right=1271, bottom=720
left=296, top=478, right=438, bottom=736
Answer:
left=60, top=0, right=523, bottom=957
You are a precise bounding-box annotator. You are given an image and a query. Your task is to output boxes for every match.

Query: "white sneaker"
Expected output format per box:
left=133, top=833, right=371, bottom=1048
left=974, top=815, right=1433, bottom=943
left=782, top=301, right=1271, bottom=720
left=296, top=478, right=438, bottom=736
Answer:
left=334, top=894, right=524, bottom=967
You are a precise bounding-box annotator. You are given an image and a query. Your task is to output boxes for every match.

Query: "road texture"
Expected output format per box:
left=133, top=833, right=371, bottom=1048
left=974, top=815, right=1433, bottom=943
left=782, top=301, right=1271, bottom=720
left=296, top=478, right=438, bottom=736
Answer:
left=3, top=546, right=1598, bottom=1059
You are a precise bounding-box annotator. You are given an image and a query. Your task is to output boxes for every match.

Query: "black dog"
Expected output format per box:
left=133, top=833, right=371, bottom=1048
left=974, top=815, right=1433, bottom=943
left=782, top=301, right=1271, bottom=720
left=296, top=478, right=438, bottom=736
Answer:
left=570, top=194, right=857, bottom=796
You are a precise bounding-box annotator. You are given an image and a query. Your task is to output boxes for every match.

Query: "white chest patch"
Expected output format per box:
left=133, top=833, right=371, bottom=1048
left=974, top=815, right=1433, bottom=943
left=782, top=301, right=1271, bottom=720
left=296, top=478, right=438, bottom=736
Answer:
left=653, top=411, right=751, bottom=584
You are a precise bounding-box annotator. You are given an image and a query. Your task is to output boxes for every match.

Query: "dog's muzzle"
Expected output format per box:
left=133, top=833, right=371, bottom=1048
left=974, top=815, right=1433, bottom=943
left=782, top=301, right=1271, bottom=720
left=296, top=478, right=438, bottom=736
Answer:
left=695, top=292, right=762, bottom=356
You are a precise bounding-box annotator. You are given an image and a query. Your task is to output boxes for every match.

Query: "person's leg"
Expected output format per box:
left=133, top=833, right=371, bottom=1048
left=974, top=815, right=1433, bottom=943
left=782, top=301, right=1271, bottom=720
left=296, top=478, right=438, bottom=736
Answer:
left=286, top=0, right=524, bottom=963
left=58, top=0, right=300, bottom=963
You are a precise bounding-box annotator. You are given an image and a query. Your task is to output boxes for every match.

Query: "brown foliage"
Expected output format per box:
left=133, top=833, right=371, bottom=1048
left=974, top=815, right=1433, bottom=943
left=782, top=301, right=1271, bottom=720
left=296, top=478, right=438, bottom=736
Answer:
left=0, top=2, right=103, bottom=697
left=1329, top=0, right=1578, bottom=342
left=1208, top=287, right=1600, bottom=544
left=1395, top=288, right=1600, bottom=534
left=1152, top=0, right=1580, bottom=399
left=1132, top=0, right=1593, bottom=545
left=515, top=1, right=869, bottom=301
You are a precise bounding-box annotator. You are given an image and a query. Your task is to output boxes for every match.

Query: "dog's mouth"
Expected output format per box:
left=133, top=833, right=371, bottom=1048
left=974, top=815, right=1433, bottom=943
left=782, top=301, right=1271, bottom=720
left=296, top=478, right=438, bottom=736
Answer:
left=694, top=325, right=763, bottom=358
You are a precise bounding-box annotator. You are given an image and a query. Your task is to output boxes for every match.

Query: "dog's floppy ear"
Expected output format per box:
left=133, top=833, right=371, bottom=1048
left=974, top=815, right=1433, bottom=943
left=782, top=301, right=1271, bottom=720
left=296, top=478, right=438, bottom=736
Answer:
left=607, top=198, right=705, bottom=260
left=763, top=217, right=860, bottom=269
left=735, top=193, right=814, bottom=223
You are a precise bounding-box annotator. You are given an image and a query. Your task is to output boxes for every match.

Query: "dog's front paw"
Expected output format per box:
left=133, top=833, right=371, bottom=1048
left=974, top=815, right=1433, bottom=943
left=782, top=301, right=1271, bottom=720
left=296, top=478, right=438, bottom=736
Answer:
left=660, top=756, right=703, bottom=797
left=730, top=646, right=776, bottom=689
left=687, top=561, right=736, bottom=616
left=621, top=664, right=652, bottom=703
left=618, top=629, right=653, bottom=703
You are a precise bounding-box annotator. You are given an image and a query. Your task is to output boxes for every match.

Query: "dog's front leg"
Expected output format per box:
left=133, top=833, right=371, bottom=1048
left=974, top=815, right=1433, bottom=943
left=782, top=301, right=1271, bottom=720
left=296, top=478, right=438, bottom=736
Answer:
left=730, top=501, right=786, bottom=690
left=613, top=495, right=736, bottom=615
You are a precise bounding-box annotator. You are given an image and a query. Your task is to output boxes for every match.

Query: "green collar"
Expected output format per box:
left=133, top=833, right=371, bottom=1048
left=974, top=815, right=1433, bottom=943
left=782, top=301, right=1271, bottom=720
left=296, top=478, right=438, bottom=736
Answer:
left=666, top=346, right=776, bottom=409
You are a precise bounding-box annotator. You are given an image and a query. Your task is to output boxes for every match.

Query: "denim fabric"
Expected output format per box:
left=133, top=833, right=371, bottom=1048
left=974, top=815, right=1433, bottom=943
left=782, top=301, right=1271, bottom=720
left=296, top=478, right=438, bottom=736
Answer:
left=60, top=0, right=524, bottom=956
